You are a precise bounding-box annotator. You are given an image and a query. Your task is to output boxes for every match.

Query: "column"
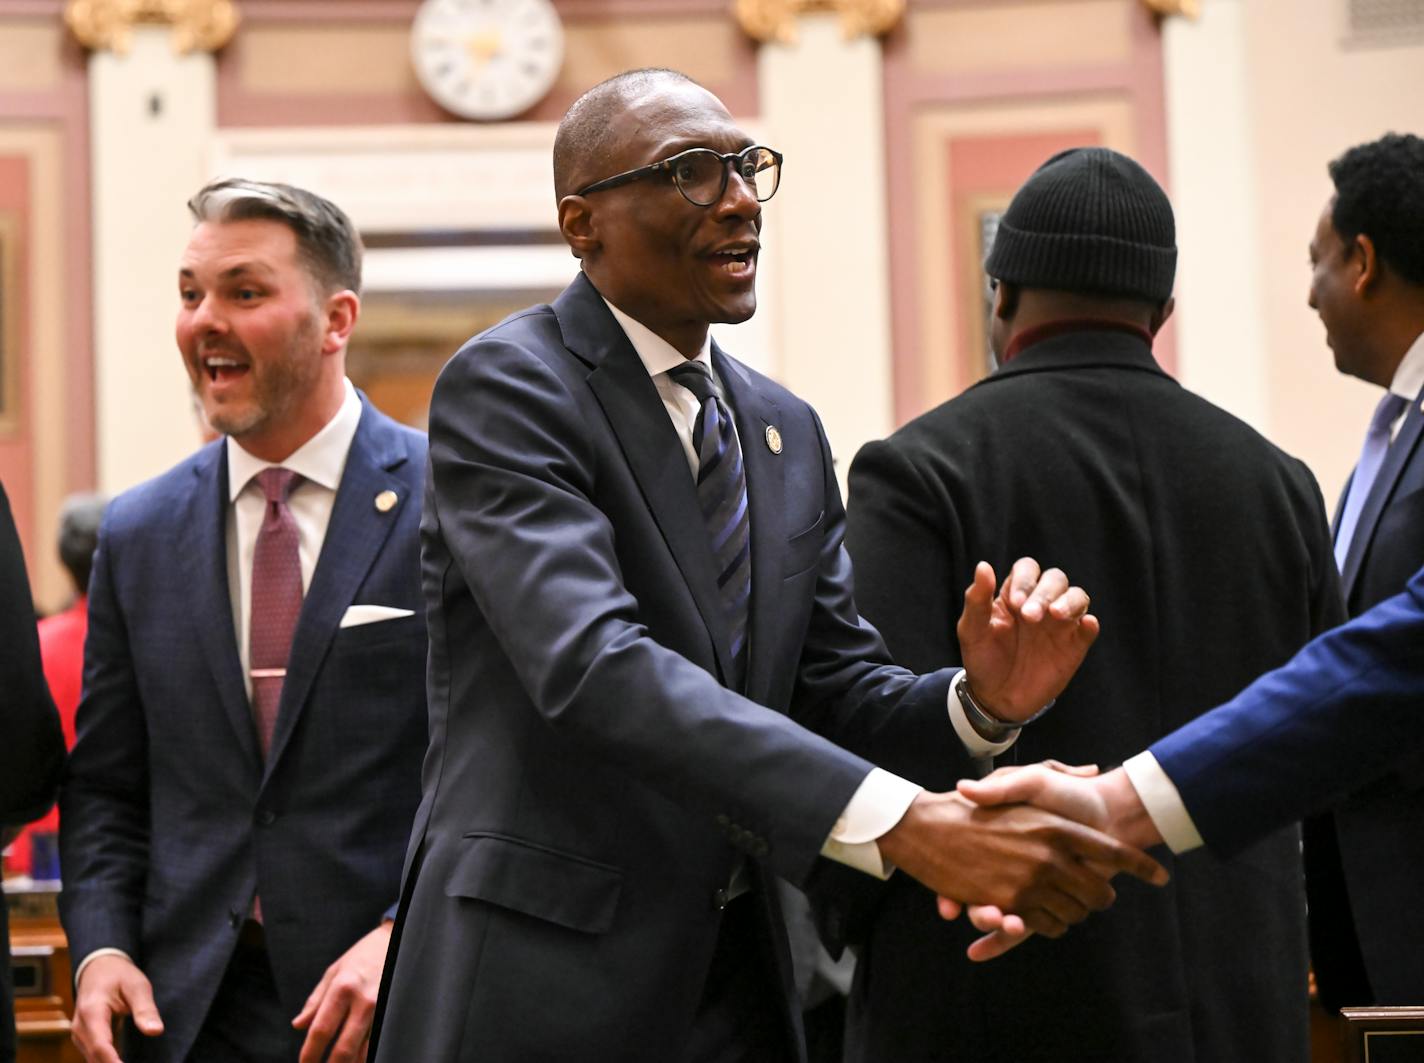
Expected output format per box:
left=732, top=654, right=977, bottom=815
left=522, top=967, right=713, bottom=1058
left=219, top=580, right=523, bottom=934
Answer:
left=1162, top=0, right=1270, bottom=432
left=88, top=24, right=219, bottom=492
left=757, top=11, right=895, bottom=492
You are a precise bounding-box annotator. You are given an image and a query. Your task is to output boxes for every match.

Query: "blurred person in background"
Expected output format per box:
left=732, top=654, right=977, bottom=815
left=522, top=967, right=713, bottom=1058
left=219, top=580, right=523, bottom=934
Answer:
left=8, top=492, right=106, bottom=880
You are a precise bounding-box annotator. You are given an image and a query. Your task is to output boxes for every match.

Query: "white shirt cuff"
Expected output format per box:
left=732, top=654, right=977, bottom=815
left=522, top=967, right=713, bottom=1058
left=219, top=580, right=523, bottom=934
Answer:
left=948, top=669, right=1019, bottom=757
left=1122, top=751, right=1204, bottom=854
left=820, top=768, right=924, bottom=879
left=74, top=947, right=133, bottom=989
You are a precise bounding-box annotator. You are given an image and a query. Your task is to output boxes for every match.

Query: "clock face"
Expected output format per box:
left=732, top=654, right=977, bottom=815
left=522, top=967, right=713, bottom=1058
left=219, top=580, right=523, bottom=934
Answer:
left=411, top=0, right=565, bottom=121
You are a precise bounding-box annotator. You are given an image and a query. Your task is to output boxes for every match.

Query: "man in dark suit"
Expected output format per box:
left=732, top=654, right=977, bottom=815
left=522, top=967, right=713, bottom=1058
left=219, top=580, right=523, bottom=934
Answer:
left=835, top=147, right=1341, bottom=1062
left=1303, top=131, right=1424, bottom=1011
left=372, top=69, right=1164, bottom=1063
left=1, top=480, right=66, bottom=1063
left=59, top=180, right=428, bottom=1063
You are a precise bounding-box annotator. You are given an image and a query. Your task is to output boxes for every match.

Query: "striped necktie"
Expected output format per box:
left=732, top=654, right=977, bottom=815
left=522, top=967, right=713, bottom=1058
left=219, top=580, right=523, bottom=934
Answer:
left=668, top=361, right=751, bottom=689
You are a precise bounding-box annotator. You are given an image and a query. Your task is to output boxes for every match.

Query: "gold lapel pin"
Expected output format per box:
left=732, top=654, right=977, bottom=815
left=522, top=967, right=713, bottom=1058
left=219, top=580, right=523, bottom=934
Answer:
left=375, top=490, right=398, bottom=513
left=765, top=426, right=783, bottom=455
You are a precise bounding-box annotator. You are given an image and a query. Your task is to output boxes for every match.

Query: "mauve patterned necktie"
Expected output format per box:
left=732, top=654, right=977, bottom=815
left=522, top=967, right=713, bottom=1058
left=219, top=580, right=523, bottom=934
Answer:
left=249, top=467, right=304, bottom=759
left=668, top=362, right=751, bottom=689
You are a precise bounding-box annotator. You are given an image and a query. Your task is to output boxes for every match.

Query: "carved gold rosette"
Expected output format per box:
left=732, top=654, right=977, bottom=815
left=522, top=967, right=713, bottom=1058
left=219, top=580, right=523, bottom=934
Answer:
left=64, top=0, right=239, bottom=55
left=1140, top=0, right=1201, bottom=17
left=734, top=0, right=906, bottom=45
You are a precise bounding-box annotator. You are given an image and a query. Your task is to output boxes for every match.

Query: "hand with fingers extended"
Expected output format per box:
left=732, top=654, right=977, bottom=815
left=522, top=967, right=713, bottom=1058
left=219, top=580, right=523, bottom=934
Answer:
left=876, top=788, right=1167, bottom=941
left=942, top=762, right=1168, bottom=960
left=292, top=921, right=392, bottom=1063
left=957, top=558, right=1100, bottom=723
left=71, top=954, right=164, bottom=1063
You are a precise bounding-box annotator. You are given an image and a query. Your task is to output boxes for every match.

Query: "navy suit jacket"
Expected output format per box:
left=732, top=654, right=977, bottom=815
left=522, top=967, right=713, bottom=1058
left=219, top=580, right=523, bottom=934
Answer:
left=373, top=274, right=957, bottom=1062
left=1305, top=382, right=1424, bottom=1005
left=1152, top=560, right=1424, bottom=860
left=59, top=399, right=428, bottom=1063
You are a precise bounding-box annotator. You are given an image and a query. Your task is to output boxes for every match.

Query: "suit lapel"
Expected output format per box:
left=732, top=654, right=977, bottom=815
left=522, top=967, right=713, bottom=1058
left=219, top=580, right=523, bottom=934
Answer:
left=181, top=444, right=263, bottom=774
left=262, top=402, right=410, bottom=778
left=1341, top=390, right=1424, bottom=599
left=714, top=345, right=783, bottom=702
left=560, top=275, right=735, bottom=685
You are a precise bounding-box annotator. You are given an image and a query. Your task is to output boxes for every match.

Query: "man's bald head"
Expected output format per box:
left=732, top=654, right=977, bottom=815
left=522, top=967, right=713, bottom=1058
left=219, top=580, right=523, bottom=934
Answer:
left=553, top=68, right=699, bottom=200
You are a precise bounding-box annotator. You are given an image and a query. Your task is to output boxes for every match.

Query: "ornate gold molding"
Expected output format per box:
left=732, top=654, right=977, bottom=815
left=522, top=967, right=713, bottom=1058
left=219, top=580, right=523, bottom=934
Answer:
left=1140, top=0, right=1201, bottom=17
left=734, top=0, right=906, bottom=45
left=64, top=0, right=239, bottom=55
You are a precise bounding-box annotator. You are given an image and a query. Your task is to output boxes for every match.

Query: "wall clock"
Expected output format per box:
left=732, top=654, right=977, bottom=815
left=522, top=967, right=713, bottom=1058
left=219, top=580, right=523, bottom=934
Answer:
left=411, top=0, right=565, bottom=121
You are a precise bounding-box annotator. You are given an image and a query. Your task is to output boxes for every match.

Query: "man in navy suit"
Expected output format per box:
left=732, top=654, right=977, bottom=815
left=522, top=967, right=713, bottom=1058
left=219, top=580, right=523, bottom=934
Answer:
left=372, top=69, right=1163, bottom=1063
left=1304, top=132, right=1424, bottom=1010
left=59, top=180, right=428, bottom=1063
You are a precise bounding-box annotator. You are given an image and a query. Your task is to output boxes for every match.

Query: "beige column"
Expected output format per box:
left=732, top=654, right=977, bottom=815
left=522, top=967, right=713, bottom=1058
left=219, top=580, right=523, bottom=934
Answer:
left=89, top=25, right=217, bottom=492
left=757, top=12, right=894, bottom=492
left=1162, top=0, right=1270, bottom=434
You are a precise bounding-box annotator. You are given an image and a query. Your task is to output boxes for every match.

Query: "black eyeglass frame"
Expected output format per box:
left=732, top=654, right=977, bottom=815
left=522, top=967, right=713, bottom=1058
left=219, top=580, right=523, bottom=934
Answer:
left=573, top=145, right=784, bottom=206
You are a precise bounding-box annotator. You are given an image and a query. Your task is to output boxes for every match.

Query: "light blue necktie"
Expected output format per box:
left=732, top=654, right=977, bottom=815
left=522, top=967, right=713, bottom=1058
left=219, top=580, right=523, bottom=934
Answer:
left=1335, top=391, right=1409, bottom=570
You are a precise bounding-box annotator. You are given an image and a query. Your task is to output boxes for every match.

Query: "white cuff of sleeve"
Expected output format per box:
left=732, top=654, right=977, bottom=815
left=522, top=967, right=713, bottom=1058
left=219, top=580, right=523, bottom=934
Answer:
left=74, top=947, right=133, bottom=990
left=1122, top=751, right=1204, bottom=854
left=820, top=768, right=923, bottom=879
left=948, top=669, right=1018, bottom=757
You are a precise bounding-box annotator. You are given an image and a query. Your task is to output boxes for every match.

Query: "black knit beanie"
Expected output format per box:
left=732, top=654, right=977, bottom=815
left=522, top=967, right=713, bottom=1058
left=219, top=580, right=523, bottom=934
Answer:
left=985, top=147, right=1177, bottom=303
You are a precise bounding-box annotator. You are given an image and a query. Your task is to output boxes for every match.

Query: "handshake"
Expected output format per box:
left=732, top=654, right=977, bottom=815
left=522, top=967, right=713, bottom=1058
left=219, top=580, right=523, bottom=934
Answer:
left=880, top=761, right=1169, bottom=963
left=873, top=557, right=1175, bottom=962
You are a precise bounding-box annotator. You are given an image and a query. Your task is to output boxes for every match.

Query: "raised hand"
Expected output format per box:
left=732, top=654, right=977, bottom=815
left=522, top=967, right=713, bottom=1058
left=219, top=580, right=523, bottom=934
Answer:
left=876, top=789, right=1167, bottom=939
left=957, top=559, right=1099, bottom=722
left=72, top=954, right=165, bottom=1063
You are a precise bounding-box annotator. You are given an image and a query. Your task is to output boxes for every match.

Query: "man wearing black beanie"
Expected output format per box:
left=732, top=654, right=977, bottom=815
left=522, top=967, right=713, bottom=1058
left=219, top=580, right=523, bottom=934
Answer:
left=821, top=147, right=1342, bottom=1061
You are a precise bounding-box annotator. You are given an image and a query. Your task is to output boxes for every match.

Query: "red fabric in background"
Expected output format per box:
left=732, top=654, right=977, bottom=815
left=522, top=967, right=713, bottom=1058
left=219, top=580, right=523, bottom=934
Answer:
left=9, top=597, right=85, bottom=876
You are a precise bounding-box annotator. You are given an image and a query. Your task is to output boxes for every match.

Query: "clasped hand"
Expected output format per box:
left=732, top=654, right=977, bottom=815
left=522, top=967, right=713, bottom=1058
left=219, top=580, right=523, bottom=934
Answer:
left=942, top=762, right=1167, bottom=960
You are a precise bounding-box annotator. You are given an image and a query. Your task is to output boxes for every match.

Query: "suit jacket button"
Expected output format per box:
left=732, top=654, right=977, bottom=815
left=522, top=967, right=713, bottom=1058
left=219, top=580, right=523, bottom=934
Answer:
left=712, top=888, right=730, bottom=911
left=229, top=909, right=242, bottom=928
left=256, top=808, right=277, bottom=826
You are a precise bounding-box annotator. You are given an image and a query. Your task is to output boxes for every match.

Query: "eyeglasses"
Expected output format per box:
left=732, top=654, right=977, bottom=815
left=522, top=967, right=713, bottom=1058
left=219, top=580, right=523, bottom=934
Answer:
left=574, top=145, right=783, bottom=207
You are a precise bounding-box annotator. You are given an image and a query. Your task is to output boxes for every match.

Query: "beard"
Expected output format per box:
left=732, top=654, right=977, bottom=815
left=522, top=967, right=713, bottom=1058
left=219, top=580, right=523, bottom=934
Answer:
left=195, top=314, right=324, bottom=440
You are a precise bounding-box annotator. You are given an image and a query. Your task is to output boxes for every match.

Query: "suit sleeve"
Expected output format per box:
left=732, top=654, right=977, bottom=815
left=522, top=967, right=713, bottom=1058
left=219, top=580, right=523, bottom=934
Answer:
left=0, top=482, right=64, bottom=824
left=1152, top=561, right=1424, bottom=856
left=837, top=438, right=976, bottom=783
left=58, top=511, right=149, bottom=962
left=427, top=338, right=947, bottom=883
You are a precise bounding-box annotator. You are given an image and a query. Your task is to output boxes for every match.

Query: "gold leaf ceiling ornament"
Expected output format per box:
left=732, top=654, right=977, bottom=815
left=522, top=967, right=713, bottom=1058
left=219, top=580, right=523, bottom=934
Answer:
left=64, top=0, right=240, bottom=55
left=1140, top=0, right=1201, bottom=17
left=734, top=0, right=907, bottom=46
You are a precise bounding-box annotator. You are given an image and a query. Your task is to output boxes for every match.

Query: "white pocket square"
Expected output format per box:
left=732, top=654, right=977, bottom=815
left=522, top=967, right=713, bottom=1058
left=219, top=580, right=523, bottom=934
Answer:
left=339, top=605, right=416, bottom=629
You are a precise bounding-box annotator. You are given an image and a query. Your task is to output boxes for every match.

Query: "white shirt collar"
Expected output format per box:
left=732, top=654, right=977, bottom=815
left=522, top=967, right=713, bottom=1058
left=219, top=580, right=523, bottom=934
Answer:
left=1388, top=331, right=1424, bottom=403
left=226, top=378, right=362, bottom=502
left=601, top=297, right=713, bottom=378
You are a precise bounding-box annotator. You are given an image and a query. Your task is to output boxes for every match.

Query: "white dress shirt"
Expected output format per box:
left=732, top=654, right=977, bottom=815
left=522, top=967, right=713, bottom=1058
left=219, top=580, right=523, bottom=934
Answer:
left=603, top=299, right=1014, bottom=877
left=1131, top=331, right=1424, bottom=854
left=1384, top=331, right=1424, bottom=441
